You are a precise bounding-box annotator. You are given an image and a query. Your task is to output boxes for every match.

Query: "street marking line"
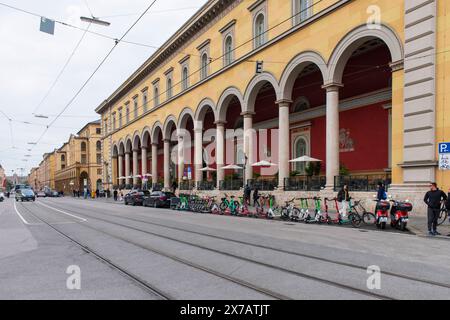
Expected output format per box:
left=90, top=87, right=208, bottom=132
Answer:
left=36, top=201, right=87, bottom=222
left=13, top=200, right=32, bottom=225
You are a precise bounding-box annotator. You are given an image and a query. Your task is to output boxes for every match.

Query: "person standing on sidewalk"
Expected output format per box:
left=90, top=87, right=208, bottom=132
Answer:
left=424, top=183, right=448, bottom=236
left=337, top=185, right=351, bottom=219
left=113, top=189, right=118, bottom=201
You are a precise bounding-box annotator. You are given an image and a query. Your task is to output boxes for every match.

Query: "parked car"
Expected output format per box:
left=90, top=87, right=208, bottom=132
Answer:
left=124, top=190, right=150, bottom=206
left=36, top=191, right=47, bottom=198
left=0, top=192, right=4, bottom=202
left=16, top=189, right=36, bottom=202
left=143, top=191, right=175, bottom=208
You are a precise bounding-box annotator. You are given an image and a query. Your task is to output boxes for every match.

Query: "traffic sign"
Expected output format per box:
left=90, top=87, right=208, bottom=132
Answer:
left=439, top=143, right=450, bottom=170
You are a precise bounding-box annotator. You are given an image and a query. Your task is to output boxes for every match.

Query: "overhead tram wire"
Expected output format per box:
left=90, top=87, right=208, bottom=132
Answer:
left=29, top=0, right=159, bottom=151
left=0, top=2, right=201, bottom=57
left=32, top=23, right=92, bottom=115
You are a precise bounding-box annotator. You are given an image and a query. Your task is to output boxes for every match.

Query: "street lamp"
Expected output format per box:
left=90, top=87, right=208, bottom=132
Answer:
left=80, top=16, right=111, bottom=27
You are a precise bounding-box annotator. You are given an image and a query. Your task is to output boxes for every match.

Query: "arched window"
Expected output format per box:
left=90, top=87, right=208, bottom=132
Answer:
left=96, top=141, right=101, bottom=151
left=294, top=137, right=307, bottom=173
left=167, top=78, right=173, bottom=99
left=224, top=36, right=233, bottom=66
left=61, top=155, right=65, bottom=162
left=182, top=67, right=189, bottom=90
left=201, top=53, right=209, bottom=80
left=254, top=13, right=266, bottom=48
left=292, top=97, right=310, bottom=113
left=81, top=142, right=87, bottom=152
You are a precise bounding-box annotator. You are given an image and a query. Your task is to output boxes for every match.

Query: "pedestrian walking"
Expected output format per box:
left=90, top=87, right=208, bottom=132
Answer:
left=424, top=183, right=448, bottom=236
left=95, top=189, right=99, bottom=199
left=244, top=184, right=251, bottom=206
left=337, top=185, right=351, bottom=218
left=253, top=187, right=260, bottom=208
left=376, top=182, right=387, bottom=201
left=113, top=189, right=118, bottom=201
left=172, top=180, right=178, bottom=194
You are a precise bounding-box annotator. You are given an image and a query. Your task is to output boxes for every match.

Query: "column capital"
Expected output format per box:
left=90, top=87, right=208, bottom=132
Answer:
left=214, top=120, right=227, bottom=126
left=151, top=142, right=159, bottom=147
left=240, top=111, right=255, bottom=118
left=132, top=148, right=140, bottom=153
left=275, top=99, right=293, bottom=107
left=124, top=151, right=131, bottom=155
left=322, top=82, right=343, bottom=92
left=389, top=60, right=404, bottom=72
left=141, top=146, right=148, bottom=151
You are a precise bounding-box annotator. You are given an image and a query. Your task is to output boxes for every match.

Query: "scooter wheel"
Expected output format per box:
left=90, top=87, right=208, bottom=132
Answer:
left=381, top=222, right=386, bottom=230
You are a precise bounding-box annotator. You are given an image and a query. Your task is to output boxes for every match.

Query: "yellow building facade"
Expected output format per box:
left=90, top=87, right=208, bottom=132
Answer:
left=97, top=0, right=449, bottom=208
left=54, top=120, right=103, bottom=193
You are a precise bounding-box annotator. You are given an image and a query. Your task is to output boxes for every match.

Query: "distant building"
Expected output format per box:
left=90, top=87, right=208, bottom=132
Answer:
left=54, top=120, right=103, bottom=193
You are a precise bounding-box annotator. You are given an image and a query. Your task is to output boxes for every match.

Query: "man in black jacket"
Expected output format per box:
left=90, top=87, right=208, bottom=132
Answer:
left=424, top=183, right=448, bottom=236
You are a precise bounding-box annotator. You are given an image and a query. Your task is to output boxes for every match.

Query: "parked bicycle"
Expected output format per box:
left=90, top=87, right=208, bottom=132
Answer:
left=219, top=194, right=240, bottom=216
left=438, top=202, right=448, bottom=226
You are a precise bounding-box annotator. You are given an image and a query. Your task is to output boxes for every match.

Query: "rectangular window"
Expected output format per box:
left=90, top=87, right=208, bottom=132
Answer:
left=81, top=154, right=87, bottom=164
left=167, top=77, right=173, bottom=99
left=96, top=153, right=102, bottom=165
left=126, top=107, right=130, bottom=124
left=96, top=128, right=101, bottom=135
left=112, top=114, right=116, bottom=131
left=97, top=169, right=102, bottom=175
left=118, top=109, right=123, bottom=128
left=154, top=86, right=159, bottom=107
left=133, top=97, right=138, bottom=119
left=143, top=90, right=148, bottom=113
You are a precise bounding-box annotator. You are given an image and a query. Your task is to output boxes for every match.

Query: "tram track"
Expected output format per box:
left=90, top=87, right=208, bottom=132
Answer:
left=19, top=202, right=288, bottom=300
left=35, top=200, right=399, bottom=300
left=45, top=198, right=450, bottom=291
left=18, top=203, right=172, bottom=300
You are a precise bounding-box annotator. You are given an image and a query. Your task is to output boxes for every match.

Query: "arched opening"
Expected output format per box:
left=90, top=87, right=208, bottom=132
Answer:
left=334, top=38, right=393, bottom=190
left=79, top=171, right=89, bottom=191
left=218, top=91, right=244, bottom=190
left=178, top=111, right=195, bottom=189
left=164, top=119, right=178, bottom=186
left=151, top=125, right=164, bottom=189
left=195, top=102, right=217, bottom=189
left=245, top=79, right=279, bottom=190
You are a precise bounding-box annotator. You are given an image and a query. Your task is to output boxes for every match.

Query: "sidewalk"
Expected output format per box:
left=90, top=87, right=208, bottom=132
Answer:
left=408, top=215, right=450, bottom=238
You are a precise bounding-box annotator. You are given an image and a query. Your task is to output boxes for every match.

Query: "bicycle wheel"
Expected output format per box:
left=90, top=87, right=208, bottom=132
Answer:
left=219, top=202, right=227, bottom=212
left=291, top=208, right=301, bottom=221
left=362, top=212, right=377, bottom=225
left=349, top=213, right=362, bottom=228
left=438, top=208, right=448, bottom=226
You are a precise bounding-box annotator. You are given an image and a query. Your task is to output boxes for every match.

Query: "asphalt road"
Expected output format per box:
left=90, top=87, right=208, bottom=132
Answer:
left=1, top=196, right=450, bottom=300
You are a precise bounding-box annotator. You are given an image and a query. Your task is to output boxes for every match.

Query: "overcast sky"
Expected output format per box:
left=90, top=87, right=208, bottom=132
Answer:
left=0, top=0, right=207, bottom=176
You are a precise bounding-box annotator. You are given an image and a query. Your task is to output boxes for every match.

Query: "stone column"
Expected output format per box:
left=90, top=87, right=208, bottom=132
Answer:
left=242, top=112, right=255, bottom=184
left=322, top=83, right=343, bottom=190
left=194, top=127, right=203, bottom=185
left=132, top=149, right=139, bottom=186
left=177, top=132, right=185, bottom=184
left=141, top=147, right=148, bottom=176
left=118, top=154, right=124, bottom=186
left=215, top=121, right=225, bottom=189
left=151, top=143, right=158, bottom=186
left=163, top=139, right=171, bottom=189
left=124, top=151, right=131, bottom=186
left=277, top=99, right=292, bottom=189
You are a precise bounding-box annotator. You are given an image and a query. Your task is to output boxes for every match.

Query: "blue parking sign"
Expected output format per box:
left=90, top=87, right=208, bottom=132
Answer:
left=439, top=143, right=450, bottom=154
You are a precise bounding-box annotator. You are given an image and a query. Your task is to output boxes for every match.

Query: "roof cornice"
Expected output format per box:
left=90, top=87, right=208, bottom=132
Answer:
left=96, top=0, right=241, bottom=114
